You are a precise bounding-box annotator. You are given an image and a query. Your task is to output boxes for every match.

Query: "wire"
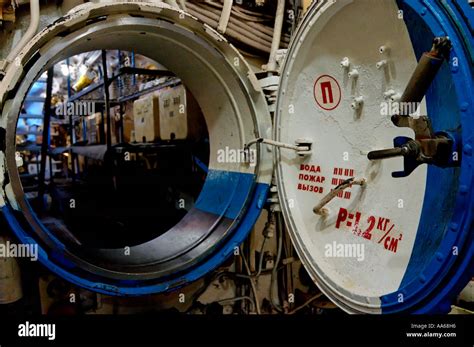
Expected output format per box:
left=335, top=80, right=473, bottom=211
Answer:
left=234, top=5, right=274, bottom=20
left=187, top=3, right=274, bottom=49
left=186, top=5, right=272, bottom=53
left=287, top=293, right=323, bottom=315
left=186, top=1, right=289, bottom=54
left=217, top=296, right=256, bottom=310
left=270, top=213, right=284, bottom=312
left=253, top=237, right=267, bottom=278
left=240, top=246, right=262, bottom=315
left=201, top=0, right=274, bottom=21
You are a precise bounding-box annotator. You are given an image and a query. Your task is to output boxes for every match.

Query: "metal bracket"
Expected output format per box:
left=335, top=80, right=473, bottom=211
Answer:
left=267, top=185, right=280, bottom=212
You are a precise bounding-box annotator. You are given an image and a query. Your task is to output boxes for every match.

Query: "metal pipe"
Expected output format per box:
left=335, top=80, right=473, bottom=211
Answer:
left=397, top=37, right=451, bottom=117
left=367, top=147, right=409, bottom=160
left=101, top=50, right=112, bottom=150
left=178, top=0, right=186, bottom=11
left=37, top=67, right=54, bottom=209
left=240, top=246, right=262, bottom=315
left=6, top=0, right=40, bottom=63
left=267, top=0, right=285, bottom=71
left=66, top=58, right=77, bottom=181
left=217, top=0, right=232, bottom=34
left=164, top=0, right=180, bottom=10
left=270, top=213, right=284, bottom=312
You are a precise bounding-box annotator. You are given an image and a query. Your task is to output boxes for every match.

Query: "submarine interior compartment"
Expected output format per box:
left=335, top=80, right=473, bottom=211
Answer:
left=0, top=0, right=472, bottom=315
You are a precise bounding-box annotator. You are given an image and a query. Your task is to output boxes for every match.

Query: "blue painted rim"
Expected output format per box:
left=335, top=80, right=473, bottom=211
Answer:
left=0, top=2, right=274, bottom=296
left=380, top=0, right=474, bottom=313
left=2, top=179, right=269, bottom=295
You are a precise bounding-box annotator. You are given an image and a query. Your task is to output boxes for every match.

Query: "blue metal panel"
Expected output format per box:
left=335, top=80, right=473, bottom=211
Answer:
left=195, top=169, right=256, bottom=220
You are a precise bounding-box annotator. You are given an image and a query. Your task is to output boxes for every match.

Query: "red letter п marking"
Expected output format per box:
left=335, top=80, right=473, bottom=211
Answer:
left=314, top=75, right=341, bottom=111
left=320, top=81, right=333, bottom=104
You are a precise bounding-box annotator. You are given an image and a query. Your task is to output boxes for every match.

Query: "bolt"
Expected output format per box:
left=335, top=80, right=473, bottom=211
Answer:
left=376, top=59, right=387, bottom=69
left=390, top=93, right=402, bottom=102
left=340, top=57, right=350, bottom=68
left=348, top=69, right=359, bottom=79
left=351, top=96, right=364, bottom=110
left=379, top=45, right=390, bottom=54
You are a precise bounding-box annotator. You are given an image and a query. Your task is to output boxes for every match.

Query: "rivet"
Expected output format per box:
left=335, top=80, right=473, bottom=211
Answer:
left=351, top=96, right=364, bottom=110
left=379, top=45, right=389, bottom=54
left=390, top=93, right=402, bottom=102
left=340, top=57, right=350, bottom=68
left=348, top=69, right=359, bottom=79
left=376, top=60, right=387, bottom=69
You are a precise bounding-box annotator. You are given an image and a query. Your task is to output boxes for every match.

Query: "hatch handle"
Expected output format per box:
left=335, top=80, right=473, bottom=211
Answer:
left=245, top=138, right=312, bottom=157
left=313, top=177, right=366, bottom=216
left=367, top=37, right=459, bottom=177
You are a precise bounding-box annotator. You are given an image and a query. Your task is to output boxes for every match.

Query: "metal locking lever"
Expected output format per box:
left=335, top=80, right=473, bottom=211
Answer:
left=367, top=37, right=460, bottom=177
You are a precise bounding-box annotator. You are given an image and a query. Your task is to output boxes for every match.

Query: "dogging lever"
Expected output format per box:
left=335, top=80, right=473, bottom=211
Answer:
left=367, top=37, right=460, bottom=177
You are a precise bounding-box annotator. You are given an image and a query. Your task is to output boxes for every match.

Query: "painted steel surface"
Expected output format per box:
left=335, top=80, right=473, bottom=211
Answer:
left=0, top=1, right=272, bottom=295
left=275, top=0, right=473, bottom=313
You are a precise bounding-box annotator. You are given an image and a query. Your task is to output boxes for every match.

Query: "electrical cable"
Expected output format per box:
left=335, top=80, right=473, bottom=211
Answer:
left=217, top=296, right=256, bottom=310
left=253, top=236, right=267, bottom=278
left=270, top=212, right=284, bottom=312
left=186, top=5, right=271, bottom=53
left=187, top=3, right=274, bottom=48
left=186, top=1, right=289, bottom=54
left=287, top=293, right=323, bottom=315
left=240, top=246, right=262, bottom=315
